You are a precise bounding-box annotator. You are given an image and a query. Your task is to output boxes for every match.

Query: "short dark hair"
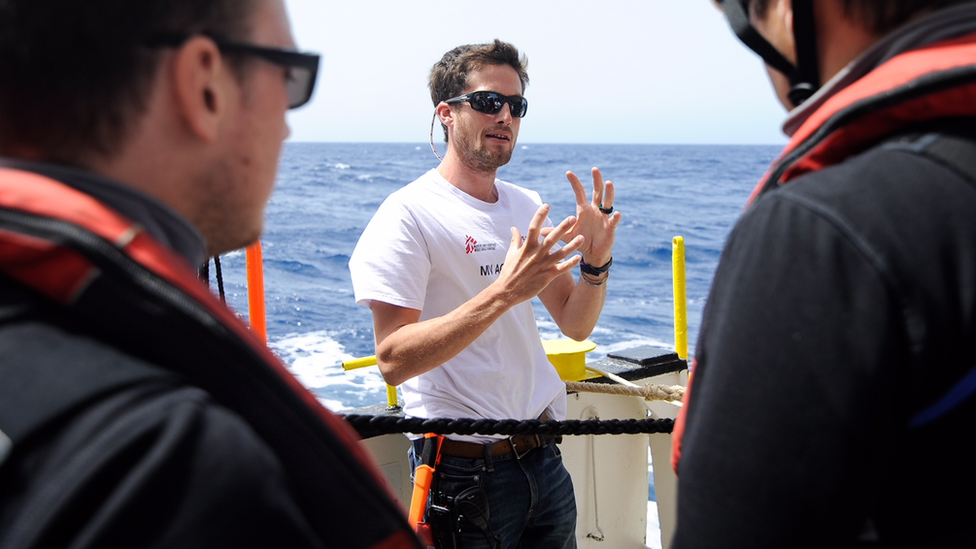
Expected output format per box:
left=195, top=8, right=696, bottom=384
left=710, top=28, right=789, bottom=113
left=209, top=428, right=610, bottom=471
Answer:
left=0, top=0, right=258, bottom=163
left=428, top=39, right=529, bottom=142
left=751, top=0, right=974, bottom=34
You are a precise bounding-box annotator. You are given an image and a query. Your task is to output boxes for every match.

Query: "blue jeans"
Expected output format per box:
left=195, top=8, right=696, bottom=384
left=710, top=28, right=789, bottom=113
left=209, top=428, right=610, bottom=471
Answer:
left=411, top=438, right=577, bottom=549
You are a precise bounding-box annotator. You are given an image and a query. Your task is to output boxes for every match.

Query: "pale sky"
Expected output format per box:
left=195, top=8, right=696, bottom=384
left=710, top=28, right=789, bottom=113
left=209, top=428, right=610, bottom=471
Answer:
left=282, top=0, right=790, bottom=145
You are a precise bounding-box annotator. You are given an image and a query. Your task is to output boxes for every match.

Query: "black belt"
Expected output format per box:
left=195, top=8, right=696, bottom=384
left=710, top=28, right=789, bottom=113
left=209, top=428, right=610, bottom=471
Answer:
left=438, top=413, right=559, bottom=460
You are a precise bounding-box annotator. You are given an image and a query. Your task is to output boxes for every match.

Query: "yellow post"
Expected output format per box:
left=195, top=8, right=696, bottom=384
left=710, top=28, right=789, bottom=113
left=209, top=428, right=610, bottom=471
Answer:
left=672, top=236, right=688, bottom=360
left=341, top=355, right=378, bottom=370
left=341, top=355, right=399, bottom=409
left=386, top=385, right=400, bottom=410
left=245, top=241, right=267, bottom=345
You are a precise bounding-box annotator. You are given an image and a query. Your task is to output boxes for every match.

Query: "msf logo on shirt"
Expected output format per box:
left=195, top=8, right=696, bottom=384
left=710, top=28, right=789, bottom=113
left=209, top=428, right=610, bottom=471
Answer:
left=463, top=234, right=497, bottom=254
left=465, top=234, right=503, bottom=277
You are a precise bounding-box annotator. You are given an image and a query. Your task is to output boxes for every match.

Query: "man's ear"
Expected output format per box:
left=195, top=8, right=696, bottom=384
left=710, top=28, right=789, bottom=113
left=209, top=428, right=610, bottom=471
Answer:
left=170, top=36, right=231, bottom=142
left=435, top=102, right=454, bottom=127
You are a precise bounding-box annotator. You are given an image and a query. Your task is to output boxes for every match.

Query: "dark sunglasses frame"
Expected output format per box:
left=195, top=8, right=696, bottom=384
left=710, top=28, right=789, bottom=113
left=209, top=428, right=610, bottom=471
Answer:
left=148, top=34, right=320, bottom=109
left=444, top=91, right=528, bottom=118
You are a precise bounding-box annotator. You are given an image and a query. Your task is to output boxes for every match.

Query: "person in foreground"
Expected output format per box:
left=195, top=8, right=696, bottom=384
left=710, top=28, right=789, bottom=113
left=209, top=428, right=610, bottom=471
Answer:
left=0, top=1, right=420, bottom=547
left=349, top=39, right=620, bottom=548
left=671, top=0, right=976, bottom=546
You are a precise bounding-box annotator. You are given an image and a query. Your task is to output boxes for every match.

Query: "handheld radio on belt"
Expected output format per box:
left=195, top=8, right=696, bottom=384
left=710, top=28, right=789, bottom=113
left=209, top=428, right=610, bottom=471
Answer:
left=408, top=433, right=502, bottom=549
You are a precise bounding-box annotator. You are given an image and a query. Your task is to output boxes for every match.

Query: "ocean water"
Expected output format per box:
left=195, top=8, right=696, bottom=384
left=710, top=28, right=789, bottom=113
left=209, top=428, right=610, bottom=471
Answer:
left=212, top=142, right=780, bottom=410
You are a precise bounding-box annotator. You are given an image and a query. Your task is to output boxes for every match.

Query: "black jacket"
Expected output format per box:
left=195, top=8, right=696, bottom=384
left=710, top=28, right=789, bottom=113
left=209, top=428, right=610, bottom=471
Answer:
left=673, top=10, right=976, bottom=548
left=0, top=167, right=420, bottom=549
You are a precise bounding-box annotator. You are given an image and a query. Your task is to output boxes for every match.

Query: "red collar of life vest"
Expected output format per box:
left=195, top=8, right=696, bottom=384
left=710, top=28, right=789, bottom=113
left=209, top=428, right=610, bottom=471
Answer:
left=749, top=31, right=976, bottom=205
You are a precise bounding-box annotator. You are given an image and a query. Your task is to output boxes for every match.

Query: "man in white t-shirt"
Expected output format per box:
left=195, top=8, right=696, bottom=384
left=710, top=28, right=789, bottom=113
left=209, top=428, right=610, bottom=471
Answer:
left=349, top=39, right=619, bottom=549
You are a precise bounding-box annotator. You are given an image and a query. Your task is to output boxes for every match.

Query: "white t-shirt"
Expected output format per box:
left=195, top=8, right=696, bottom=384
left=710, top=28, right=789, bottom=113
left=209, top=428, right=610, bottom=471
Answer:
left=349, top=169, right=567, bottom=441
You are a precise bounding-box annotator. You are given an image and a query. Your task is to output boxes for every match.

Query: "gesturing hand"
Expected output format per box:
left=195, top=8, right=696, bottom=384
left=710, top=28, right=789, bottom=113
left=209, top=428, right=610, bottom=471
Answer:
left=558, top=167, right=620, bottom=266
left=495, top=204, right=584, bottom=304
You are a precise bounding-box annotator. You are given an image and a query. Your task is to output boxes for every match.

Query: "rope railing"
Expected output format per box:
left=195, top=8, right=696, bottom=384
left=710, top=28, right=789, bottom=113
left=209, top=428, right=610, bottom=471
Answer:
left=342, top=377, right=685, bottom=438
left=341, top=415, right=675, bottom=439
left=565, top=381, right=685, bottom=402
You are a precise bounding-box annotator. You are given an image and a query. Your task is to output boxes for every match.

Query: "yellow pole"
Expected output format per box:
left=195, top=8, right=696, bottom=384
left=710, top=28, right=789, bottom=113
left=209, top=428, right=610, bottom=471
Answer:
left=386, top=385, right=399, bottom=410
left=341, top=355, right=399, bottom=409
left=341, top=355, right=378, bottom=370
left=672, top=236, right=688, bottom=360
left=245, top=241, right=267, bottom=345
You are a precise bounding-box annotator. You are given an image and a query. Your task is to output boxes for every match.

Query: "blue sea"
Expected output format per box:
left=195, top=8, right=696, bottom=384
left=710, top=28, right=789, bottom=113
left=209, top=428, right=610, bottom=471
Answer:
left=213, top=142, right=780, bottom=411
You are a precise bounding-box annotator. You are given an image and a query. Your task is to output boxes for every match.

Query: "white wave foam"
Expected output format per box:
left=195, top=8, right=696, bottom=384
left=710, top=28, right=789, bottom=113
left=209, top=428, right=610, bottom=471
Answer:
left=271, top=330, right=387, bottom=410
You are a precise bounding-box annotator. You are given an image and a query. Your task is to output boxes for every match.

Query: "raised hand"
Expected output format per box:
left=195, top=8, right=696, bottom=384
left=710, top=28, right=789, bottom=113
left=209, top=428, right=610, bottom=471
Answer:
left=561, top=167, right=620, bottom=266
left=494, top=204, right=583, bottom=303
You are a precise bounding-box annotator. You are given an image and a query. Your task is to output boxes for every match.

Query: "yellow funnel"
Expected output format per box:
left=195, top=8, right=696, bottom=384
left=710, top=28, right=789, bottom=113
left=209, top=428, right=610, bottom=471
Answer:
left=542, top=339, right=596, bottom=381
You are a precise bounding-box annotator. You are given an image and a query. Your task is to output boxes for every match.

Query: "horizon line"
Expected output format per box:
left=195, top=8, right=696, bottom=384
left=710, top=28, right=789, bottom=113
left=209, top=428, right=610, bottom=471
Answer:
left=284, top=140, right=786, bottom=147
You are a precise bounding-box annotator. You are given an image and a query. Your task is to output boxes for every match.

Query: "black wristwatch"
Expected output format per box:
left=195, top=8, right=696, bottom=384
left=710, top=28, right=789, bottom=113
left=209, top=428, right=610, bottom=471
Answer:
left=579, top=257, right=612, bottom=277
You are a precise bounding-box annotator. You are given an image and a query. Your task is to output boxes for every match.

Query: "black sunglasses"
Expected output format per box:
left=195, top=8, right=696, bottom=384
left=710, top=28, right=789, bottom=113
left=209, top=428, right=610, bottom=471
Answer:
left=148, top=34, right=320, bottom=109
left=444, top=91, right=528, bottom=118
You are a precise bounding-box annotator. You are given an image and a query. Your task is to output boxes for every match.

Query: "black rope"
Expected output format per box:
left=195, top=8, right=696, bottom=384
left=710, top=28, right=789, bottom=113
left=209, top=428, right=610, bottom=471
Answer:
left=213, top=255, right=225, bottom=303
left=198, top=256, right=226, bottom=303
left=341, top=415, right=674, bottom=439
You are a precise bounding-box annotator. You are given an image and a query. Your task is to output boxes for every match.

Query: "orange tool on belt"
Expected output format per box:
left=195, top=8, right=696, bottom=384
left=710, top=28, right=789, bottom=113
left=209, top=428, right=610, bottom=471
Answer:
left=408, top=433, right=444, bottom=546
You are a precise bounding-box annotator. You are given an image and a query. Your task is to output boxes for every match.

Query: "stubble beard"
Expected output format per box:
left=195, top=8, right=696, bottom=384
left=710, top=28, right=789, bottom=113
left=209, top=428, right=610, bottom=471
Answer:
left=194, top=150, right=271, bottom=257
left=465, top=145, right=512, bottom=174
left=454, top=129, right=514, bottom=175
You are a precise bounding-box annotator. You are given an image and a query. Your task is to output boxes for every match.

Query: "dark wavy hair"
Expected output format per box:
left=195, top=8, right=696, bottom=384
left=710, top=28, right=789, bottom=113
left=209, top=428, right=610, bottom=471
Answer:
left=428, top=39, right=529, bottom=142
left=751, top=0, right=975, bottom=34
left=0, top=0, right=257, bottom=163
